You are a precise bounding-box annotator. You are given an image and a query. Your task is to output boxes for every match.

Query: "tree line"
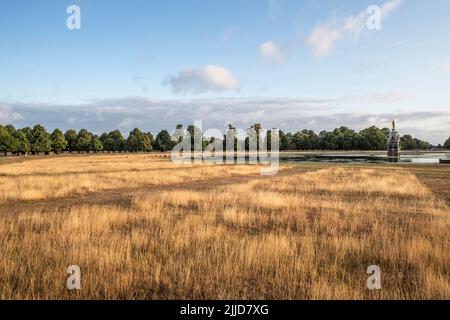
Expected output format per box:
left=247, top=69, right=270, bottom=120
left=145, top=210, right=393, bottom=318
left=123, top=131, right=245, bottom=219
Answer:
left=0, top=124, right=170, bottom=155
left=278, top=126, right=445, bottom=151
left=0, top=123, right=448, bottom=156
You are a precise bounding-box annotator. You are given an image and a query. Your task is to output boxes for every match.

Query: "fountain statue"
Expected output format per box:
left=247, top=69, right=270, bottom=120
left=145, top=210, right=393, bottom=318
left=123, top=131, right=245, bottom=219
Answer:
left=387, top=120, right=400, bottom=161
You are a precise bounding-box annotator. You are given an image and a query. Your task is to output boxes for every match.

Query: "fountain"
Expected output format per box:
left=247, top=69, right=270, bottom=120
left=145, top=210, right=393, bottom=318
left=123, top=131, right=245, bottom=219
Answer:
left=387, top=120, right=400, bottom=162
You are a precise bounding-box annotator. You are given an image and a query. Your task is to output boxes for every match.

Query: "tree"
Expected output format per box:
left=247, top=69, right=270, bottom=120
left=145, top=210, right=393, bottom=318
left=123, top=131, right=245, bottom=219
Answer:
left=100, top=132, right=115, bottom=152
left=76, top=129, right=92, bottom=153
left=360, top=126, right=387, bottom=150
left=126, top=128, right=152, bottom=152
left=318, top=131, right=337, bottom=150
left=444, top=137, right=450, bottom=149
left=293, top=129, right=319, bottom=150
left=381, top=127, right=391, bottom=138
left=90, top=135, right=103, bottom=153
left=5, top=124, right=16, bottom=135
left=250, top=123, right=262, bottom=151
left=0, top=125, right=17, bottom=155
left=108, top=130, right=125, bottom=153
left=414, top=138, right=430, bottom=150
left=400, top=135, right=416, bottom=150
left=279, top=131, right=294, bottom=151
left=51, top=129, right=68, bottom=154
left=187, top=125, right=203, bottom=152
left=155, top=130, right=172, bottom=152
left=30, top=125, right=52, bottom=154
left=64, top=129, right=78, bottom=153
left=331, top=127, right=359, bottom=150
left=13, top=130, right=31, bottom=155
left=145, top=132, right=154, bottom=151
left=21, top=127, right=33, bottom=140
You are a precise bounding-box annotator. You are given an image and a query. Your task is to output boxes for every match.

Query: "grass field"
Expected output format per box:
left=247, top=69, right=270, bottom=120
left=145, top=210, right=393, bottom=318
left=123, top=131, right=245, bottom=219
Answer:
left=0, top=154, right=449, bottom=299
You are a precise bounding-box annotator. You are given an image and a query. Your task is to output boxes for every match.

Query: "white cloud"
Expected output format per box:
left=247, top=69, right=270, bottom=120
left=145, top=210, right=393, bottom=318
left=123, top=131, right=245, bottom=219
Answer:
left=308, top=24, right=343, bottom=57
left=166, top=65, right=239, bottom=94
left=259, top=41, right=286, bottom=63
left=3, top=93, right=449, bottom=144
left=118, top=117, right=139, bottom=129
left=381, top=0, right=402, bottom=17
left=0, top=104, right=23, bottom=122
left=344, top=11, right=368, bottom=38
left=308, top=0, right=402, bottom=57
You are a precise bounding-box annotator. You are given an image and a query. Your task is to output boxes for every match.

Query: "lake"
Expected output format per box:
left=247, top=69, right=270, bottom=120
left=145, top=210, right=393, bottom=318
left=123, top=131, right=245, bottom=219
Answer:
left=280, top=152, right=450, bottom=164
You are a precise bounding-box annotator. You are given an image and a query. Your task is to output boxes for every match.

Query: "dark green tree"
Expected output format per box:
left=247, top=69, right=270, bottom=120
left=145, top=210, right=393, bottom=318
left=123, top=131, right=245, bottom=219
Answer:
left=0, top=125, right=17, bottom=155
left=13, top=130, right=31, bottom=155
left=64, top=129, right=78, bottom=153
left=108, top=130, right=125, bottom=153
left=414, top=138, right=430, bottom=150
left=100, top=132, right=115, bottom=152
left=20, top=126, right=33, bottom=140
left=5, top=124, right=16, bottom=135
left=381, top=127, right=391, bottom=138
left=51, top=129, right=68, bottom=154
left=400, top=135, right=416, bottom=150
left=318, top=131, right=337, bottom=150
left=145, top=132, right=154, bottom=151
left=90, top=135, right=103, bottom=153
left=30, top=125, right=52, bottom=154
left=444, top=137, right=450, bottom=149
left=279, top=130, right=293, bottom=151
left=126, top=128, right=152, bottom=152
left=330, top=127, right=359, bottom=150
left=360, top=126, right=387, bottom=150
left=155, top=130, right=172, bottom=152
left=293, top=129, right=319, bottom=150
left=76, top=129, right=92, bottom=153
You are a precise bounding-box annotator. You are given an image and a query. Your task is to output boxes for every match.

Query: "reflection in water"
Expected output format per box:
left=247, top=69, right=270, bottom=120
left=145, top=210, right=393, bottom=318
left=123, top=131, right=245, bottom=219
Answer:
left=280, top=153, right=450, bottom=164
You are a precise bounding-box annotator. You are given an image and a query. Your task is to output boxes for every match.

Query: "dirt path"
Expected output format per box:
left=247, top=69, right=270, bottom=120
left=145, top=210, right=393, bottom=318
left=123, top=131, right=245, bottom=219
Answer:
left=0, top=167, right=306, bottom=215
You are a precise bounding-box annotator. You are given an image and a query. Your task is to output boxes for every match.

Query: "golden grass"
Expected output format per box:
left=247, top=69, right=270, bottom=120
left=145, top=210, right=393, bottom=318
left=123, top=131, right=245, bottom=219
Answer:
left=0, top=155, right=261, bottom=203
left=0, top=156, right=448, bottom=299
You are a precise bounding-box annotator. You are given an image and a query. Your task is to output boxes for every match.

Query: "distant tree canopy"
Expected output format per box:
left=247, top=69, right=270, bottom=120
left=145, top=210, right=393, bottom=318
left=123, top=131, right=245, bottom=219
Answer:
left=100, top=130, right=125, bottom=153
left=64, top=129, right=78, bottom=153
left=90, top=135, right=104, bottom=153
left=51, top=129, right=68, bottom=154
left=0, top=123, right=442, bottom=156
left=29, top=125, right=52, bottom=154
left=400, top=135, right=431, bottom=150
left=444, top=137, right=450, bottom=149
left=154, top=130, right=173, bottom=152
left=0, top=125, right=16, bottom=155
left=126, top=128, right=152, bottom=152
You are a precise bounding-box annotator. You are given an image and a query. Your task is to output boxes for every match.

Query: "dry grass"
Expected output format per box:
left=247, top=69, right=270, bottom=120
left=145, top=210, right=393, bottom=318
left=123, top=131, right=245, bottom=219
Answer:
left=0, top=155, right=448, bottom=299
left=0, top=155, right=261, bottom=203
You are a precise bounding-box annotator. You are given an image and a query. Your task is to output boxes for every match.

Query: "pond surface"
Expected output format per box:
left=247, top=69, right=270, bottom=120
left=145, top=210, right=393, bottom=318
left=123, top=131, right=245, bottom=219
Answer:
left=280, top=152, right=450, bottom=164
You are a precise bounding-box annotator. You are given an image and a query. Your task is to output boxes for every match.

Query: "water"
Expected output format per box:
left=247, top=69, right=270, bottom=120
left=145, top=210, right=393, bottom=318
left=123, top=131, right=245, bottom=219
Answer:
left=280, top=152, right=450, bottom=164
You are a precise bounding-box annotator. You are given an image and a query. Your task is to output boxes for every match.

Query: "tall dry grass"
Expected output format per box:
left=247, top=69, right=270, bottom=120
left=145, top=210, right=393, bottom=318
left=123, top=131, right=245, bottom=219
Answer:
left=0, top=155, right=262, bottom=203
left=0, top=157, right=448, bottom=299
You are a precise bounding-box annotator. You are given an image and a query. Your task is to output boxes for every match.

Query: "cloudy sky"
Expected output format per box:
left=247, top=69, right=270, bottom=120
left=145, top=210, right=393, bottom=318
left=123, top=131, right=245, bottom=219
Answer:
left=0, top=0, right=449, bottom=144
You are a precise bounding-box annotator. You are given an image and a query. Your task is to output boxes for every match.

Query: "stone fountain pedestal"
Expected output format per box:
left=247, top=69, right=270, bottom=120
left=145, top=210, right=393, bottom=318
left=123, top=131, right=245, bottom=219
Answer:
left=387, top=120, right=400, bottom=162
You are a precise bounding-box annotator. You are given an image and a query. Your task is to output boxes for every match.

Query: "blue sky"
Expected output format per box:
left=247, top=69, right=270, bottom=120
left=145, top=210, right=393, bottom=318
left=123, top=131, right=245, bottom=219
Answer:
left=0, top=0, right=449, bottom=143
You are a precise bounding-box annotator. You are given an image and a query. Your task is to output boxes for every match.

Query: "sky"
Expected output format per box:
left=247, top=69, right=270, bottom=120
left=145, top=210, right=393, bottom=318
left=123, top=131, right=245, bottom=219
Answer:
left=0, top=0, right=449, bottom=144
